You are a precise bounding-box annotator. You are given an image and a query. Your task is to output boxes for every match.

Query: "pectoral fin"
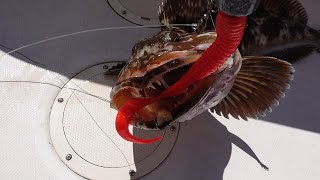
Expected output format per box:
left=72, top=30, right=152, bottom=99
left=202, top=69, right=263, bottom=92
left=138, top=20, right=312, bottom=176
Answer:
left=211, top=56, right=294, bottom=120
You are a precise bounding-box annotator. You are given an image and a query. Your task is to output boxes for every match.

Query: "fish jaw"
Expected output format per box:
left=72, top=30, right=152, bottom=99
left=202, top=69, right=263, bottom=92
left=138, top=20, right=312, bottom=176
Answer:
left=111, top=31, right=217, bottom=110
left=111, top=50, right=242, bottom=130
left=111, top=51, right=203, bottom=129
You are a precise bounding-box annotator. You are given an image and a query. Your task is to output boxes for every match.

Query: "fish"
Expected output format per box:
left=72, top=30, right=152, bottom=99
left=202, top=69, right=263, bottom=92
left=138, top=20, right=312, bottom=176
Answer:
left=240, top=0, right=320, bottom=63
left=110, top=0, right=294, bottom=130
left=159, top=0, right=320, bottom=63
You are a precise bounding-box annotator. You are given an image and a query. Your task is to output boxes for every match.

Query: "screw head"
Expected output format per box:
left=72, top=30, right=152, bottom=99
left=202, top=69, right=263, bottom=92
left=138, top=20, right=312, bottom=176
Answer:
left=121, top=10, right=127, bottom=15
left=58, top=98, right=64, bottom=103
left=129, top=170, right=135, bottom=176
left=170, top=126, right=176, bottom=132
left=66, top=154, right=72, bottom=161
left=103, top=65, right=109, bottom=70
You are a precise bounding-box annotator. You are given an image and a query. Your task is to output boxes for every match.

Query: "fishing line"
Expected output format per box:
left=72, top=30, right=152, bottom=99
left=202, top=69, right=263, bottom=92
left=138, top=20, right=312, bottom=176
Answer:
left=0, top=23, right=197, bottom=103
left=1, top=44, right=131, bottom=166
left=0, top=23, right=195, bottom=59
left=72, top=92, right=133, bottom=169
left=0, top=80, right=133, bottom=168
left=0, top=44, right=109, bottom=103
left=0, top=80, right=110, bottom=103
left=207, top=0, right=217, bottom=30
left=1, top=22, right=188, bottom=167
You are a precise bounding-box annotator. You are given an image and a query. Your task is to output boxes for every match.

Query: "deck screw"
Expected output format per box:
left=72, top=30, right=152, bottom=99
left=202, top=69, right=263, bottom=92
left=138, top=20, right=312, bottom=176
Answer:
left=103, top=65, right=109, bottom=70
left=66, top=154, right=72, bottom=161
left=122, top=10, right=127, bottom=15
left=58, top=98, right=64, bottom=103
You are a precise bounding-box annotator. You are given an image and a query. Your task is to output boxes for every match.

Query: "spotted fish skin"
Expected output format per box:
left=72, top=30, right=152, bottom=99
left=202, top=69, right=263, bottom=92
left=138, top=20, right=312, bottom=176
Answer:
left=239, top=7, right=320, bottom=61
left=159, top=0, right=320, bottom=63
left=117, top=28, right=216, bottom=82
left=127, top=28, right=186, bottom=73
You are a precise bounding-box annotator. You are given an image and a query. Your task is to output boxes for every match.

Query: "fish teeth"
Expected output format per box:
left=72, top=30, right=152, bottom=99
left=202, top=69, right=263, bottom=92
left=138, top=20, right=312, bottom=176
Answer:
left=150, top=86, right=156, bottom=90
left=154, top=80, right=162, bottom=86
left=147, top=84, right=155, bottom=90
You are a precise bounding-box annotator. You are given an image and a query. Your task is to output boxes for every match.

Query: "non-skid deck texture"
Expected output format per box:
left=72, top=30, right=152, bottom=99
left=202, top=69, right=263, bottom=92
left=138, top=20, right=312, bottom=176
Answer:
left=0, top=0, right=319, bottom=179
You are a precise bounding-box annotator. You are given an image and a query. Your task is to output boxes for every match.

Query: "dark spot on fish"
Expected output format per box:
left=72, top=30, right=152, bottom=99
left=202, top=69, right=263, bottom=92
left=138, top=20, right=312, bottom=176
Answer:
left=289, top=25, right=298, bottom=37
left=288, top=24, right=307, bottom=39
left=259, top=17, right=283, bottom=41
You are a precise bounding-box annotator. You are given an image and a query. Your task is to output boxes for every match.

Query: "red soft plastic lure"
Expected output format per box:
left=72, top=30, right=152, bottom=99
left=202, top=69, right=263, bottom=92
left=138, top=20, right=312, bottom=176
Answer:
left=116, top=12, right=247, bottom=144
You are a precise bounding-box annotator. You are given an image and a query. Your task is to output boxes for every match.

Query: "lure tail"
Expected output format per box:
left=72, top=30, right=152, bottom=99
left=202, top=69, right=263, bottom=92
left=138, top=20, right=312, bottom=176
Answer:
left=115, top=97, right=163, bottom=144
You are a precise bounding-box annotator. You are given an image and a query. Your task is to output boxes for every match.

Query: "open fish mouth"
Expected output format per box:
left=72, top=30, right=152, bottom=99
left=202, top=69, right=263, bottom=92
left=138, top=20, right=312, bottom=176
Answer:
left=110, top=49, right=240, bottom=130
left=110, top=52, right=219, bottom=130
left=109, top=30, right=218, bottom=130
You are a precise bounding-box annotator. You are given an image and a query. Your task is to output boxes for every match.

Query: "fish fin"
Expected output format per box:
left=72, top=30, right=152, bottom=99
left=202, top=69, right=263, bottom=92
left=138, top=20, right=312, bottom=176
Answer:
left=158, top=0, right=207, bottom=30
left=261, top=0, right=308, bottom=24
left=211, top=56, right=294, bottom=120
left=266, top=44, right=318, bottom=63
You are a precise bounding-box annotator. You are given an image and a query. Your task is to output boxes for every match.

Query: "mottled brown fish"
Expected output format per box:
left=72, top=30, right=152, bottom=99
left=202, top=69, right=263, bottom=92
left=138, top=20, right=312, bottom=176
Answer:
left=159, top=0, right=320, bottom=63
left=110, top=0, right=294, bottom=130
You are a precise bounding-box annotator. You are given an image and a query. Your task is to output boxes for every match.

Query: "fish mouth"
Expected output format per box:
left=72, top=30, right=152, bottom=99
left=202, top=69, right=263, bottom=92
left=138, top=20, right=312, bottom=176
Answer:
left=111, top=53, right=218, bottom=130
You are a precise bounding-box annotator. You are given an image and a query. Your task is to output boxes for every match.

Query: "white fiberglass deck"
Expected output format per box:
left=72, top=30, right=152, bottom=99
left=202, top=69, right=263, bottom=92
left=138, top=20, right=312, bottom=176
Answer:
left=0, top=0, right=320, bottom=180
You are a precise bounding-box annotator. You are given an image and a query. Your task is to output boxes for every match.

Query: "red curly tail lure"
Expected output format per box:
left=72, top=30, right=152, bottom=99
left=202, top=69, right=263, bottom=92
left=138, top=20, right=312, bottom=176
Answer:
left=116, top=12, right=247, bottom=144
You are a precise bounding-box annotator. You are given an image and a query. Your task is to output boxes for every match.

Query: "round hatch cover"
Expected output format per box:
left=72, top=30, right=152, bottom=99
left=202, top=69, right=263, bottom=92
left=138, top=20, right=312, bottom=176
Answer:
left=50, top=62, right=179, bottom=180
left=107, top=0, right=163, bottom=25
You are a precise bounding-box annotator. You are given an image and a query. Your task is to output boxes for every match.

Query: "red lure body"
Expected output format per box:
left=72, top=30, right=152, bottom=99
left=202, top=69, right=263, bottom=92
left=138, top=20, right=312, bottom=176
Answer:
left=115, top=12, right=247, bottom=144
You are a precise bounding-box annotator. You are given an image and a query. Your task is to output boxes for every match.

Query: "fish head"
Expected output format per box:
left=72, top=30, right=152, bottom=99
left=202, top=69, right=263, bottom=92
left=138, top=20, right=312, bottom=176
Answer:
left=110, top=29, right=241, bottom=130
